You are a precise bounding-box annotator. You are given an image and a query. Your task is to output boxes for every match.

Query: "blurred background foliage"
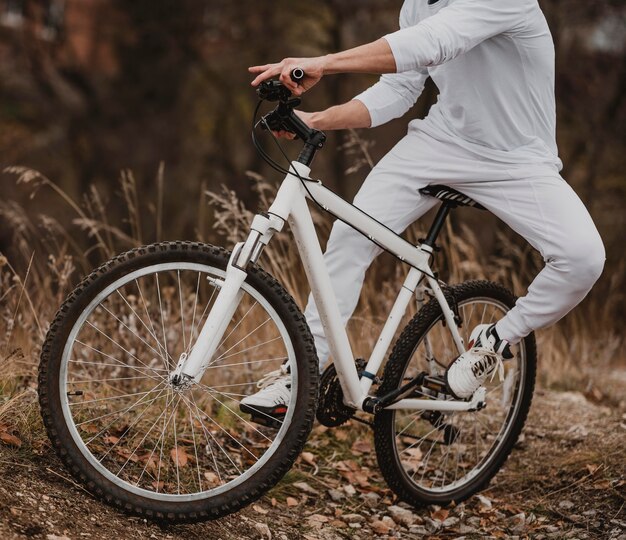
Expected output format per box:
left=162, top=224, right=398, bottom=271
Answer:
left=0, top=0, right=624, bottom=301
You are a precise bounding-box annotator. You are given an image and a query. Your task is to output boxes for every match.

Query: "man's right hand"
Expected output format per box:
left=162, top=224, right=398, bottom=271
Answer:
left=272, top=100, right=372, bottom=137
left=272, top=110, right=316, bottom=140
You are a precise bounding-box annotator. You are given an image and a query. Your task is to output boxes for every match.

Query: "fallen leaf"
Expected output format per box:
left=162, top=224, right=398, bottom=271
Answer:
left=286, top=497, right=299, bottom=507
left=293, top=481, right=318, bottom=495
left=370, top=519, right=391, bottom=535
left=170, top=446, right=189, bottom=467
left=300, top=451, right=319, bottom=473
left=431, top=508, right=449, bottom=522
left=351, top=439, right=372, bottom=454
left=115, top=448, right=139, bottom=462
left=253, top=504, right=268, bottom=514
left=0, top=432, right=22, bottom=448
left=204, top=471, right=218, bottom=482
left=586, top=464, right=601, bottom=475
left=353, top=472, right=370, bottom=488
left=103, top=435, right=120, bottom=445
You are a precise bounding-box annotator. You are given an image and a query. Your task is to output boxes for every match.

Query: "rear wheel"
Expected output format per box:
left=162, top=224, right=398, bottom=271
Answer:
left=374, top=280, right=536, bottom=506
left=39, top=241, right=318, bottom=522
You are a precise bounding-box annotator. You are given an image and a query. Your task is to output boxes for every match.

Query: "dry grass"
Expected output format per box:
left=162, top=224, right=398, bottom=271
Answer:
left=0, top=157, right=624, bottom=430
left=0, top=153, right=624, bottom=537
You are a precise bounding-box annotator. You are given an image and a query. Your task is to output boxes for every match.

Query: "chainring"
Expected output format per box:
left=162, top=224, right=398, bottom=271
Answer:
left=316, top=359, right=366, bottom=427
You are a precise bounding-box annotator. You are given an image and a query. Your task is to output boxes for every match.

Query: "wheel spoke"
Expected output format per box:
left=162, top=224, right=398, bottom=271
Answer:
left=59, top=261, right=303, bottom=503
left=155, top=273, right=171, bottom=370
left=391, top=295, right=528, bottom=495
left=134, top=279, right=172, bottom=367
left=100, top=297, right=165, bottom=364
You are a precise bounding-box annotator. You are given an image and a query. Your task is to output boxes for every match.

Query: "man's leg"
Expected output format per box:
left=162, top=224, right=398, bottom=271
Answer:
left=304, top=136, right=438, bottom=370
left=456, top=174, right=605, bottom=344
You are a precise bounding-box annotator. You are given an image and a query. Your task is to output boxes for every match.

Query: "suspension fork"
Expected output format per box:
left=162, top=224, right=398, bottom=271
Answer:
left=171, top=211, right=286, bottom=384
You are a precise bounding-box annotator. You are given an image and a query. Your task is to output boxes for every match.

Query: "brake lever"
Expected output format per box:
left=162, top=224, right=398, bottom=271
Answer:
left=257, top=80, right=292, bottom=102
left=260, top=111, right=299, bottom=138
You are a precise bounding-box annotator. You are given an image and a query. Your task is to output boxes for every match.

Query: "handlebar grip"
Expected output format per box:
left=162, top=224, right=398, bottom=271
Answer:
left=290, top=68, right=305, bottom=83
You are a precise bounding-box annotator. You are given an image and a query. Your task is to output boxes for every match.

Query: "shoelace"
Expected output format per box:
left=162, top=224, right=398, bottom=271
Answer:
left=469, top=347, right=505, bottom=383
left=255, top=365, right=289, bottom=389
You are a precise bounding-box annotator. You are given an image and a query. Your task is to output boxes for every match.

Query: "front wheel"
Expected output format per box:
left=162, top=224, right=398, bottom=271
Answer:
left=39, top=241, right=318, bottom=522
left=374, top=280, right=536, bottom=506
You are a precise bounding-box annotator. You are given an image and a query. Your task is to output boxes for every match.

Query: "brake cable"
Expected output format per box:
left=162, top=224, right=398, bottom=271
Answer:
left=250, top=83, right=439, bottom=281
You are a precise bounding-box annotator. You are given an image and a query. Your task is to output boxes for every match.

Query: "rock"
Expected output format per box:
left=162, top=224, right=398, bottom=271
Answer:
left=409, top=526, right=430, bottom=535
left=306, top=514, right=329, bottom=529
left=423, top=517, right=442, bottom=533
left=254, top=522, right=272, bottom=539
left=388, top=504, right=418, bottom=527
left=459, top=523, right=479, bottom=534
left=507, top=512, right=526, bottom=533
left=342, top=513, right=365, bottom=524
left=360, top=491, right=381, bottom=507
left=558, top=500, right=575, bottom=510
left=442, top=516, right=460, bottom=528
left=328, top=489, right=344, bottom=502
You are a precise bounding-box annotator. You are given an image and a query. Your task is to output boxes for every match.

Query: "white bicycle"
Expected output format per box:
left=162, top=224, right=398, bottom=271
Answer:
left=39, top=72, right=536, bottom=522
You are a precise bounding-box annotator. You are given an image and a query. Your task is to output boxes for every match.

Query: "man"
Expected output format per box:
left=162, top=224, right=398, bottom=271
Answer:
left=240, top=0, right=605, bottom=413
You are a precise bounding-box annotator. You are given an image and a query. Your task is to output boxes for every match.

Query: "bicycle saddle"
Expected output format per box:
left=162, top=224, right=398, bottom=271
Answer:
left=419, top=184, right=486, bottom=210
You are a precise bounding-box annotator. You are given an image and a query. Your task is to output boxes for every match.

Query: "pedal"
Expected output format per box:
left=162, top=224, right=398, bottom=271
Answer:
left=239, top=404, right=286, bottom=430
left=248, top=413, right=284, bottom=430
left=422, top=374, right=448, bottom=394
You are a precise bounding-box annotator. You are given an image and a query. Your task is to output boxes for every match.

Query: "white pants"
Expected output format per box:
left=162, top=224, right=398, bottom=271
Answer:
left=304, top=129, right=605, bottom=368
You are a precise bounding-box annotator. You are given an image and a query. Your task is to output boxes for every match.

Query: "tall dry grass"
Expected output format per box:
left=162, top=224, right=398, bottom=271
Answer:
left=0, top=137, right=624, bottom=438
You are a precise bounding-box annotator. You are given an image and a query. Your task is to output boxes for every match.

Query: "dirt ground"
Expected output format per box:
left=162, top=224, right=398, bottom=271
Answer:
left=0, top=383, right=624, bottom=540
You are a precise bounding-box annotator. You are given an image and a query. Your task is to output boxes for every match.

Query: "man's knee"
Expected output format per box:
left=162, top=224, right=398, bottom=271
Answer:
left=560, top=231, right=605, bottom=288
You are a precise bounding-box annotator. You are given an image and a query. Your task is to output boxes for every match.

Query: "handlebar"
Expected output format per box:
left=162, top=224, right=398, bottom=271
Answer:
left=255, top=68, right=326, bottom=167
left=290, top=67, right=305, bottom=83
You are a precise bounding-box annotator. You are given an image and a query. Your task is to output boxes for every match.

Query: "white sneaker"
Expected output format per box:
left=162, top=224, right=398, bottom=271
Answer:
left=445, top=324, right=513, bottom=399
left=239, top=364, right=291, bottom=420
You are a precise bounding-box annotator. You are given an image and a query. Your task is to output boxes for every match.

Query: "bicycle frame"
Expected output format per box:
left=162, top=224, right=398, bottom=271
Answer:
left=173, top=162, right=484, bottom=413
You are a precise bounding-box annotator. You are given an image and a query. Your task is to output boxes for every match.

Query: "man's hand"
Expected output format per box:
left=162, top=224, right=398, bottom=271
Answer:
left=272, top=110, right=315, bottom=140
left=249, top=57, right=327, bottom=96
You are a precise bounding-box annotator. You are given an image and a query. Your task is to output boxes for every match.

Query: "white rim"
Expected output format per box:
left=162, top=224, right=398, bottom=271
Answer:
left=60, top=261, right=298, bottom=502
left=392, top=297, right=527, bottom=494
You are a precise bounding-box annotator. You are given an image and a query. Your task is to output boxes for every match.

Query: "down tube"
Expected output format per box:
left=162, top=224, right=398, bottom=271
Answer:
left=287, top=194, right=362, bottom=406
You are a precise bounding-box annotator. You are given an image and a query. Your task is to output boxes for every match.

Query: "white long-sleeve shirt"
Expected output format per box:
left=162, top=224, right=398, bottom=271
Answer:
left=354, top=0, right=562, bottom=170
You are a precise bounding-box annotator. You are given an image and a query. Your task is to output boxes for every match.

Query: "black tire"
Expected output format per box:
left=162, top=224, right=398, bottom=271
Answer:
left=374, top=280, right=536, bottom=506
left=39, top=241, right=318, bottom=522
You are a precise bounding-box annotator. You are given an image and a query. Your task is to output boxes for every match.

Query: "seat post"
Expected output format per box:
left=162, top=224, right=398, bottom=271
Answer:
left=422, top=203, right=452, bottom=248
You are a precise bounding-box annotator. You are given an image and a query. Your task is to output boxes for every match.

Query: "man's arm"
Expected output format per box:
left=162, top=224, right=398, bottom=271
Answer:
left=262, top=2, right=427, bottom=133
left=385, top=0, right=531, bottom=71
left=249, top=38, right=397, bottom=96
left=250, top=0, right=529, bottom=95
